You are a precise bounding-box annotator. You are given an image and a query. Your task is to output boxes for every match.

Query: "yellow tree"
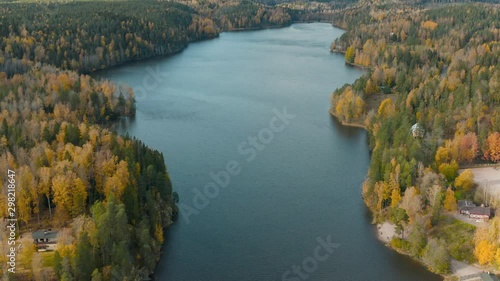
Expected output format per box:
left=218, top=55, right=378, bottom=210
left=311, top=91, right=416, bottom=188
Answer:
left=72, top=178, right=88, bottom=216
left=378, top=98, right=394, bottom=117
left=95, top=151, right=116, bottom=194
left=475, top=240, right=497, bottom=265
left=38, top=167, right=53, bottom=218
left=345, top=46, right=356, bottom=63
left=18, top=237, right=37, bottom=271
left=454, top=169, right=475, bottom=191
left=155, top=224, right=164, bottom=244
left=372, top=67, right=386, bottom=86
left=438, top=161, right=459, bottom=183
left=18, top=166, right=35, bottom=224
left=365, top=78, right=378, bottom=95
left=421, top=21, right=438, bottom=31
left=484, top=132, right=500, bottom=162
left=459, top=133, right=478, bottom=163
left=104, top=160, right=130, bottom=200
left=73, top=143, right=93, bottom=170
left=405, top=90, right=417, bottom=110
left=335, top=87, right=360, bottom=121
left=52, top=169, right=75, bottom=221
left=374, top=181, right=391, bottom=211
left=435, top=146, right=451, bottom=165
left=390, top=187, right=402, bottom=208
left=495, top=248, right=500, bottom=267
left=443, top=187, right=457, bottom=211
left=354, top=96, right=365, bottom=119
left=389, top=162, right=402, bottom=208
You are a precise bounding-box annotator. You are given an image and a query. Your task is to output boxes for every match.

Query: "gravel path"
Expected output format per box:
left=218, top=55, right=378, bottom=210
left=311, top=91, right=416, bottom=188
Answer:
left=451, top=259, right=482, bottom=277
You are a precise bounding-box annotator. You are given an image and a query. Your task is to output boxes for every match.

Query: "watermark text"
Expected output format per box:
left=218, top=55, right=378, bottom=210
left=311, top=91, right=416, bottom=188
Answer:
left=6, top=169, right=17, bottom=274
left=179, top=106, right=296, bottom=224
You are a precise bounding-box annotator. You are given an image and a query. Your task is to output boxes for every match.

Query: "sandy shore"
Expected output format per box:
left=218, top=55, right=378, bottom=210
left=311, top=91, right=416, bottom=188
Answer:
left=376, top=222, right=485, bottom=277
left=376, top=222, right=397, bottom=243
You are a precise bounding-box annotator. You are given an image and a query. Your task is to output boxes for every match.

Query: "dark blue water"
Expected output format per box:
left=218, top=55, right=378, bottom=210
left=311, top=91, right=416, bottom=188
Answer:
left=95, top=23, right=442, bottom=281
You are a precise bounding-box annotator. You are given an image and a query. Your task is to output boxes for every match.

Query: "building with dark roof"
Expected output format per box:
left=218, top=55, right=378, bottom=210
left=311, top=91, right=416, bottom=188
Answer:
left=458, top=200, right=491, bottom=222
left=458, top=200, right=477, bottom=215
left=32, top=229, right=58, bottom=251
left=469, top=207, right=491, bottom=222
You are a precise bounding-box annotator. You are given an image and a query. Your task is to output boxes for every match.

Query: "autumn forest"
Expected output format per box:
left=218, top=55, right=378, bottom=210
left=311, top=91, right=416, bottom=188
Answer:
left=2, top=0, right=500, bottom=279
left=331, top=1, right=500, bottom=276
left=0, top=0, right=306, bottom=279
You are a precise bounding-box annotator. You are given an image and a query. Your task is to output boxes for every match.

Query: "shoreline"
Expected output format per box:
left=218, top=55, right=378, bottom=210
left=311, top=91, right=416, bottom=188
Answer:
left=374, top=222, right=486, bottom=280
left=374, top=222, right=467, bottom=280
left=88, top=36, right=215, bottom=76
left=331, top=109, right=476, bottom=280
left=91, top=20, right=338, bottom=77
left=327, top=38, right=469, bottom=280
left=330, top=96, right=481, bottom=280
left=227, top=24, right=290, bottom=32
left=100, top=20, right=446, bottom=280
left=329, top=108, right=367, bottom=129
left=344, top=61, right=371, bottom=70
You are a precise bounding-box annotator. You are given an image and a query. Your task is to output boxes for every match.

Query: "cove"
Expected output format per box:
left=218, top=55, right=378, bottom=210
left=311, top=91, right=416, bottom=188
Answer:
left=93, top=23, right=442, bottom=281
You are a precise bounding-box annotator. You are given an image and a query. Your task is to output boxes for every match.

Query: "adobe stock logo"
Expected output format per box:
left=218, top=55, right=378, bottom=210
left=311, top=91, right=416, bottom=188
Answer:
left=178, top=106, right=296, bottom=224
left=282, top=235, right=340, bottom=281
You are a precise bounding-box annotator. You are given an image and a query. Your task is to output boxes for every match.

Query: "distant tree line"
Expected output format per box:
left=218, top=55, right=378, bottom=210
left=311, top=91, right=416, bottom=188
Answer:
left=0, top=0, right=220, bottom=74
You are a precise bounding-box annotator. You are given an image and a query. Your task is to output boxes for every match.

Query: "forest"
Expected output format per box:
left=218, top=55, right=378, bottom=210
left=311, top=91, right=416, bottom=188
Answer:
left=0, top=0, right=218, bottom=74
left=5, top=0, right=500, bottom=278
left=0, top=0, right=303, bottom=76
left=0, top=63, right=178, bottom=279
left=0, top=0, right=321, bottom=279
left=0, top=0, right=196, bottom=280
left=330, top=1, right=500, bottom=275
left=0, top=0, right=330, bottom=278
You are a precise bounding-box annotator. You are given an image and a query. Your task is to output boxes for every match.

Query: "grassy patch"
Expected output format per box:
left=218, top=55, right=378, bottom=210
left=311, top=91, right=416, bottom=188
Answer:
left=365, top=93, right=398, bottom=114
left=391, top=237, right=411, bottom=252
left=40, top=252, right=55, bottom=268
left=430, top=216, right=476, bottom=264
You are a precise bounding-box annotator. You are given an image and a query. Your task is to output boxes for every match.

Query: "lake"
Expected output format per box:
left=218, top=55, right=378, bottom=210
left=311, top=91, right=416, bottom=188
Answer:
left=94, top=23, right=442, bottom=281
